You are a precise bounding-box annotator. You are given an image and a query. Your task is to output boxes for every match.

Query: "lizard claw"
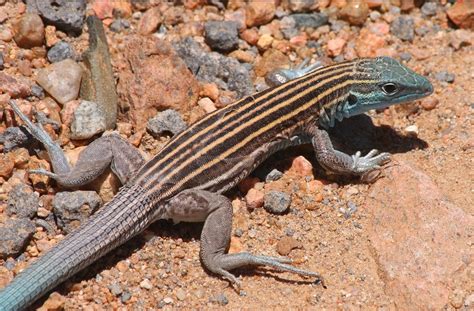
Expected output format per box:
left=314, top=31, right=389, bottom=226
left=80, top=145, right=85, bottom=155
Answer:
left=351, top=149, right=391, bottom=174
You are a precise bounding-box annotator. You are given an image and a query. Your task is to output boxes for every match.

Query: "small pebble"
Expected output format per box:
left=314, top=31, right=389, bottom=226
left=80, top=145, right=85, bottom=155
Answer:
left=391, top=16, right=414, bottom=42
left=147, top=109, right=187, bottom=137
left=434, top=71, right=455, bottom=83
left=70, top=100, right=107, bottom=140
left=245, top=188, right=264, bottom=209
left=265, top=169, right=283, bottom=182
left=120, top=291, right=132, bottom=303
left=276, top=236, right=302, bottom=256
left=31, top=84, right=45, bottom=99
left=13, top=13, right=45, bottom=48
left=264, top=191, right=291, bottom=214
left=404, top=124, right=419, bottom=136
left=110, top=19, right=130, bottom=33
left=108, top=283, right=122, bottom=296
left=291, top=13, right=329, bottom=29
left=204, top=21, right=239, bottom=52
left=175, top=288, right=186, bottom=301
left=399, top=52, right=412, bottom=62
left=36, top=59, right=83, bottom=105
left=140, top=278, right=153, bottom=290
left=344, top=201, right=358, bottom=219
left=211, top=293, right=229, bottom=306
left=234, top=228, right=244, bottom=237
left=420, top=97, right=439, bottom=111
left=421, top=2, right=438, bottom=17
left=449, top=289, right=465, bottom=309
left=47, top=41, right=75, bottom=63
left=163, top=297, right=173, bottom=304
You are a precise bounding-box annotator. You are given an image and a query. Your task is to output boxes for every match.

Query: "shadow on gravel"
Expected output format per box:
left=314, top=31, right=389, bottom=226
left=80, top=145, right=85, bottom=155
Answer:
left=328, top=114, right=428, bottom=155
left=254, top=114, right=428, bottom=185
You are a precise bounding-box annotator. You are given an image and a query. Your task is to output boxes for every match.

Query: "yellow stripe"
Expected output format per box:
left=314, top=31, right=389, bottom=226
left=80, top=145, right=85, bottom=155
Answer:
left=153, top=78, right=376, bottom=196
left=138, top=62, right=356, bottom=182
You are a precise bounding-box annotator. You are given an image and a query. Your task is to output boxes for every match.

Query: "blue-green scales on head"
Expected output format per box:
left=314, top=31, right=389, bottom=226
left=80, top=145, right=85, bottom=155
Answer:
left=318, top=56, right=434, bottom=129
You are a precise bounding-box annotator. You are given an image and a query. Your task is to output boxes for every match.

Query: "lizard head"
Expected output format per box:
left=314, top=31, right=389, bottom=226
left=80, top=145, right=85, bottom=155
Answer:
left=342, top=56, right=433, bottom=117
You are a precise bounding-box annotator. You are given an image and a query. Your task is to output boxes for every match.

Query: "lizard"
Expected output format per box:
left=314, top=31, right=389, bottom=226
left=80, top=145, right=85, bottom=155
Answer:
left=0, top=56, right=433, bottom=310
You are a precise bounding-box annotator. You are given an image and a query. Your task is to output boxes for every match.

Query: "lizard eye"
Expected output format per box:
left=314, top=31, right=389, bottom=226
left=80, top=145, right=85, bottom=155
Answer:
left=381, top=83, right=398, bottom=95
left=346, top=93, right=357, bottom=108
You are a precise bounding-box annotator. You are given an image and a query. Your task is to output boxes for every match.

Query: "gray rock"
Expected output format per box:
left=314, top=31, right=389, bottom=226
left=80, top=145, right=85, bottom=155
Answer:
left=0, top=126, right=33, bottom=152
left=147, top=109, right=187, bottom=137
left=265, top=169, right=283, bottom=182
left=109, top=283, right=123, bottom=296
left=30, top=84, right=45, bottom=99
left=110, top=19, right=130, bottom=33
left=421, top=2, right=438, bottom=16
left=70, top=100, right=107, bottom=140
left=288, top=0, right=318, bottom=12
left=330, top=19, right=348, bottom=33
left=7, top=184, right=39, bottom=219
left=291, top=13, right=328, bottom=29
left=36, top=58, right=83, bottom=105
left=415, top=25, right=429, bottom=37
left=344, top=201, right=358, bottom=219
left=264, top=191, right=291, bottom=214
left=204, top=21, right=239, bottom=52
left=0, top=51, right=4, bottom=70
left=47, top=41, right=75, bottom=63
left=280, top=16, right=298, bottom=40
left=435, top=71, right=455, bottom=83
left=53, top=191, right=101, bottom=233
left=369, top=11, right=381, bottom=21
left=0, top=218, right=36, bottom=259
left=174, top=37, right=253, bottom=98
left=121, top=291, right=132, bottom=303
left=391, top=16, right=415, bottom=42
left=26, top=0, right=86, bottom=34
left=211, top=293, right=228, bottom=306
left=399, top=52, right=412, bottom=62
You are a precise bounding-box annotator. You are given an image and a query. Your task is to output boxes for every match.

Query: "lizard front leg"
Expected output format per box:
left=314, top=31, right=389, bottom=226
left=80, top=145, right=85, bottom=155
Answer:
left=8, top=100, right=145, bottom=188
left=306, top=124, right=390, bottom=175
left=163, top=189, right=322, bottom=288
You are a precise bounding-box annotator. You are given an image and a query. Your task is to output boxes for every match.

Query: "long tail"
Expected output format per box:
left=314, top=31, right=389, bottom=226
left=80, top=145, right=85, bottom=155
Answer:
left=0, top=185, right=153, bottom=310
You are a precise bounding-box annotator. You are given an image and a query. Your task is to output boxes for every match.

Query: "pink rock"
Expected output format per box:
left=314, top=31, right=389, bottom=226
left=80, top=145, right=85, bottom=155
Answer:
left=289, top=156, right=313, bottom=178
left=355, top=28, right=385, bottom=57
left=245, top=0, right=275, bottom=27
left=365, top=161, right=473, bottom=309
left=447, top=0, right=474, bottom=30
left=13, top=13, right=44, bottom=48
left=369, top=22, right=390, bottom=36
left=245, top=188, right=264, bottom=209
left=138, top=6, right=162, bottom=35
left=326, top=38, right=347, bottom=57
left=0, top=73, right=31, bottom=98
left=116, top=36, right=200, bottom=132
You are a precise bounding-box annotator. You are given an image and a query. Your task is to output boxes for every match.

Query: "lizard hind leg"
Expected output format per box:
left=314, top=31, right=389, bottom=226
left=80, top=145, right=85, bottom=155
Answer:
left=164, top=189, right=322, bottom=289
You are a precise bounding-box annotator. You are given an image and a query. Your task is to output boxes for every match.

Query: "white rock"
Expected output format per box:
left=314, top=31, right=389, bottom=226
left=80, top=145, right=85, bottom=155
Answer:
left=36, top=59, right=83, bottom=105
left=70, top=100, right=106, bottom=139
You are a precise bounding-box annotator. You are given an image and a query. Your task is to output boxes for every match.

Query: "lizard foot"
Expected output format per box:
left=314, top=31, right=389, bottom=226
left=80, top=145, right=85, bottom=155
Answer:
left=351, top=149, right=391, bottom=174
left=205, top=252, right=323, bottom=289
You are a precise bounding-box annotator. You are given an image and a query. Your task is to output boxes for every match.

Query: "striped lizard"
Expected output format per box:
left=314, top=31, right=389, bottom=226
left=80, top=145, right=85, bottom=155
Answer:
left=0, top=57, right=433, bottom=310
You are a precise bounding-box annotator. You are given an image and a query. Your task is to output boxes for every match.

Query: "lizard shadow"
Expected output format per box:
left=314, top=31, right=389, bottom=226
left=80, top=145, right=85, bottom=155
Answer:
left=254, top=114, right=428, bottom=185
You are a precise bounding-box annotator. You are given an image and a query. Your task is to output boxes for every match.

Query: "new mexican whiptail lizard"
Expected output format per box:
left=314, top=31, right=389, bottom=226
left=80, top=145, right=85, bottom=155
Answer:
left=0, top=56, right=433, bottom=310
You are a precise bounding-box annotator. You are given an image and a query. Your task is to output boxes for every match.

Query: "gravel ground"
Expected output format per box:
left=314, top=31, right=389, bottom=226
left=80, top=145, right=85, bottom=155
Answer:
left=0, top=0, right=473, bottom=310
